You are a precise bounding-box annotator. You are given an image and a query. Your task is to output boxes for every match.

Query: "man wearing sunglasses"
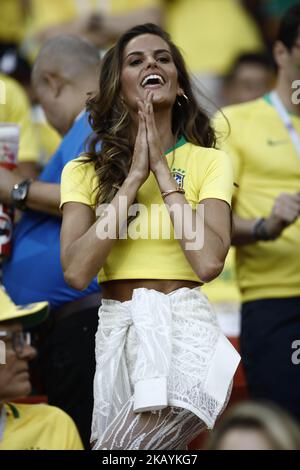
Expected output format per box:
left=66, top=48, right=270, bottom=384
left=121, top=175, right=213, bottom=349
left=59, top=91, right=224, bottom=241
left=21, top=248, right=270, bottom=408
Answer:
left=0, top=286, right=83, bottom=450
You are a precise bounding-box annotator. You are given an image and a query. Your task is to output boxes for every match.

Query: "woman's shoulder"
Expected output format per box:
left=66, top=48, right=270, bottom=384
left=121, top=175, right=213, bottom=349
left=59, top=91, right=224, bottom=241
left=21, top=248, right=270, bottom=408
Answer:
left=62, top=154, right=96, bottom=179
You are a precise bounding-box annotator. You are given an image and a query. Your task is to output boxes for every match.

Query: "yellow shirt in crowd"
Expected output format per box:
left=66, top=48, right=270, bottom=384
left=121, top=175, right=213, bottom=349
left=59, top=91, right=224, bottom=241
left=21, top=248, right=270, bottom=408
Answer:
left=61, top=137, right=234, bottom=284
left=0, top=403, right=83, bottom=450
left=0, top=74, right=39, bottom=164
left=26, top=0, right=160, bottom=37
left=0, top=0, right=26, bottom=45
left=202, top=248, right=240, bottom=304
left=165, top=0, right=262, bottom=75
left=214, top=96, right=300, bottom=302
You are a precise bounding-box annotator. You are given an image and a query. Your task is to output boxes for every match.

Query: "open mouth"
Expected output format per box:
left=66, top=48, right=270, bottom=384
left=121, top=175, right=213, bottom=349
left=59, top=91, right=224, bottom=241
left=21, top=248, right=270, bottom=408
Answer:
left=141, top=74, right=165, bottom=88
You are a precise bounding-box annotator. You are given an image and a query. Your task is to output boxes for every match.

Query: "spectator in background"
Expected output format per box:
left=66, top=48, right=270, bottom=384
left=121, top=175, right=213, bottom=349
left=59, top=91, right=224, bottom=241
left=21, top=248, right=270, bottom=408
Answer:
left=0, top=52, right=61, bottom=168
left=244, top=0, right=300, bottom=49
left=0, top=286, right=83, bottom=450
left=1, top=36, right=101, bottom=448
left=221, top=52, right=276, bottom=106
left=0, top=73, right=40, bottom=179
left=205, top=401, right=300, bottom=450
left=203, top=52, right=275, bottom=345
left=22, top=0, right=162, bottom=61
left=164, top=0, right=263, bottom=110
left=214, top=4, right=300, bottom=422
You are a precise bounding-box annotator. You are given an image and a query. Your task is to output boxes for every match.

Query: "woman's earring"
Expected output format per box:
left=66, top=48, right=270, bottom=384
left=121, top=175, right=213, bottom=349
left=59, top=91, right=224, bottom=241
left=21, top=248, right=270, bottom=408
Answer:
left=177, top=93, right=189, bottom=107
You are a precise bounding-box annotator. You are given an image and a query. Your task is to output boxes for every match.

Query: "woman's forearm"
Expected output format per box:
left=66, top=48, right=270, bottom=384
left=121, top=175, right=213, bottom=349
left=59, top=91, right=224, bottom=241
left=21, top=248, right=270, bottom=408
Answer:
left=62, top=172, right=142, bottom=290
left=153, top=164, right=229, bottom=282
left=163, top=193, right=227, bottom=282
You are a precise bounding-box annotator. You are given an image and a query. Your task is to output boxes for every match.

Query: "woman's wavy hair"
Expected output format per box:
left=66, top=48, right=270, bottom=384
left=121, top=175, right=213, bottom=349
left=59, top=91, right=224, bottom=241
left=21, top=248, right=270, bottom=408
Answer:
left=85, top=23, right=216, bottom=206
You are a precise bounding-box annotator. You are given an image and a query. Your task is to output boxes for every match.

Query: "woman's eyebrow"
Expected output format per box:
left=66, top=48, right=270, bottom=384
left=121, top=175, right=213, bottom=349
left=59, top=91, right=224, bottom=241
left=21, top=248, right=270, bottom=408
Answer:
left=125, top=49, right=171, bottom=59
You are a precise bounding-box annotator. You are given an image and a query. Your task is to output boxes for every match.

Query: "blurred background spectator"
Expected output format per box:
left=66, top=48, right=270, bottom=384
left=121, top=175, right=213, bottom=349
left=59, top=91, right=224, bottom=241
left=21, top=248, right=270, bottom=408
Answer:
left=21, top=0, right=162, bottom=60
left=164, top=0, right=263, bottom=110
left=0, top=53, right=61, bottom=169
left=221, top=51, right=276, bottom=106
left=214, top=2, right=300, bottom=424
left=0, top=73, right=39, bottom=179
left=243, top=0, right=300, bottom=48
left=205, top=401, right=300, bottom=450
left=0, top=286, right=83, bottom=450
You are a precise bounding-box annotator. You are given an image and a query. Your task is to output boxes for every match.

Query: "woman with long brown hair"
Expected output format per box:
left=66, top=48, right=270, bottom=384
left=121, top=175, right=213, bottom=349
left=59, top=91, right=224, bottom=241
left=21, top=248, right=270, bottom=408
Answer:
left=60, top=23, right=240, bottom=450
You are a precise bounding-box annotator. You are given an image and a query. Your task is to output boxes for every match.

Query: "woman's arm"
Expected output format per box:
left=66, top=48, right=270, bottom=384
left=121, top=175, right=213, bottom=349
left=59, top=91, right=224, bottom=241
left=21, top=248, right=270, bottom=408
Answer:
left=232, top=193, right=300, bottom=245
left=0, top=167, right=61, bottom=216
left=154, top=164, right=231, bottom=283
left=61, top=107, right=149, bottom=290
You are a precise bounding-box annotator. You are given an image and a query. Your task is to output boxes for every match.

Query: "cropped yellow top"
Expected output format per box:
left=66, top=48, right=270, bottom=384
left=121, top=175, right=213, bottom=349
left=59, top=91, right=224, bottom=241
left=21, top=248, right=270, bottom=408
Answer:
left=60, top=138, right=233, bottom=284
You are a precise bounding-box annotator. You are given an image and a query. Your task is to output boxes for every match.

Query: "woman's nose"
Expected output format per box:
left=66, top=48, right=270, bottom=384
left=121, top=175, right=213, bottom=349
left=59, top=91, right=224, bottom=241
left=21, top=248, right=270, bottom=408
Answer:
left=145, top=56, right=157, bottom=68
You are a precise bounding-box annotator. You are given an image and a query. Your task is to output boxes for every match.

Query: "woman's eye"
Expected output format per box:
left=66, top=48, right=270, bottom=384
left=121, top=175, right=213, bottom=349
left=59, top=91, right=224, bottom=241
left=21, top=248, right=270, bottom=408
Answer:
left=158, top=57, right=170, bottom=63
left=130, top=59, right=142, bottom=66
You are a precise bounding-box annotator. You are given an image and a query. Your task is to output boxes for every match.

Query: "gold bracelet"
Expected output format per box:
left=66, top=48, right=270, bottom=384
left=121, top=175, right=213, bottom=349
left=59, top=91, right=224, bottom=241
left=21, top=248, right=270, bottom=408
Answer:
left=161, top=188, right=185, bottom=199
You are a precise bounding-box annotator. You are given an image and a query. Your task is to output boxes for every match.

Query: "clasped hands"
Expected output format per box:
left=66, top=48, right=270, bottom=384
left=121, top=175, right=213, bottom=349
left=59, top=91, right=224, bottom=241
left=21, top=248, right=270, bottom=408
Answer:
left=129, top=90, right=169, bottom=184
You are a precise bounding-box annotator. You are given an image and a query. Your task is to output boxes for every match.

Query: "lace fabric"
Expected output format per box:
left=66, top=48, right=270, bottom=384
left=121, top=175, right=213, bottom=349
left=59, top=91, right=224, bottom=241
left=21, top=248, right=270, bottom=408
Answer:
left=93, top=397, right=207, bottom=450
left=92, top=287, right=240, bottom=448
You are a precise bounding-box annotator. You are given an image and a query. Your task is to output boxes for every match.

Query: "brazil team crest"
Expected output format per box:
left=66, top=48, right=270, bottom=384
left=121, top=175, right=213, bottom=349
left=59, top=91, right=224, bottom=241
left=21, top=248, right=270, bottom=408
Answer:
left=171, top=168, right=185, bottom=189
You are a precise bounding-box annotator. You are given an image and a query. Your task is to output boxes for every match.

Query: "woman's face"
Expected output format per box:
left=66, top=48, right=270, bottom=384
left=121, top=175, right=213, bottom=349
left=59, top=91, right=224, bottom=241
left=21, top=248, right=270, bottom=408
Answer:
left=121, top=33, right=182, bottom=111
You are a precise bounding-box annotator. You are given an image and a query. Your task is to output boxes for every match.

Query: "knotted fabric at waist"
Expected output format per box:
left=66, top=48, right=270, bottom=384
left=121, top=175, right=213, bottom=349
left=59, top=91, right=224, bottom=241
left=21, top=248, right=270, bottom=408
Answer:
left=98, top=287, right=175, bottom=414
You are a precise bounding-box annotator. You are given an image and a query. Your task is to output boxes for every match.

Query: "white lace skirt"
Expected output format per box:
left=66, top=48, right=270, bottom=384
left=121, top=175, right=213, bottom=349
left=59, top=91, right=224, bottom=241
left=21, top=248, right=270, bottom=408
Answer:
left=91, top=287, right=240, bottom=445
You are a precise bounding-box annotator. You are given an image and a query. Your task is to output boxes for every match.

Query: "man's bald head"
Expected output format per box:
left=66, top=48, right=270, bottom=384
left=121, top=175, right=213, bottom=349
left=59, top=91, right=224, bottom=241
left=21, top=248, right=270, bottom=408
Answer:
left=32, top=35, right=100, bottom=86
left=32, top=35, right=100, bottom=136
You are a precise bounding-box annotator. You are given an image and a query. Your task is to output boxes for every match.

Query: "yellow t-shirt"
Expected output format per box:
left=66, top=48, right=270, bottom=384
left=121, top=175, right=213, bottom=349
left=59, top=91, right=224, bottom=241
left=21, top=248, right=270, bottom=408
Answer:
left=214, top=96, right=300, bottom=302
left=61, top=138, right=233, bottom=283
left=0, top=74, right=39, bottom=163
left=0, top=403, right=83, bottom=450
left=165, top=0, right=262, bottom=75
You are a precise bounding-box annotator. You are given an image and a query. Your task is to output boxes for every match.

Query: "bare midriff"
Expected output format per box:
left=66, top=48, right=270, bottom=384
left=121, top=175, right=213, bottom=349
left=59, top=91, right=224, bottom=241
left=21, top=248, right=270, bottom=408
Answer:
left=101, top=279, right=202, bottom=302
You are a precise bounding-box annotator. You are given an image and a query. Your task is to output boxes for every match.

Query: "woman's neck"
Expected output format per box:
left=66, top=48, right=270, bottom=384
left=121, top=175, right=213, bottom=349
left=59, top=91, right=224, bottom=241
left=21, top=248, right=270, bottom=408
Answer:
left=154, top=108, right=176, bottom=152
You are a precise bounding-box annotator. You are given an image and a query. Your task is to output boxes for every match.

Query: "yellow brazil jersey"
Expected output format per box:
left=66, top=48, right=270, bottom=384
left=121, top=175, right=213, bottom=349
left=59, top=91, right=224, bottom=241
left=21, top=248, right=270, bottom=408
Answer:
left=165, top=0, right=262, bottom=75
left=61, top=137, right=234, bottom=283
left=214, top=96, right=300, bottom=302
left=0, top=74, right=39, bottom=164
left=0, top=403, right=83, bottom=450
